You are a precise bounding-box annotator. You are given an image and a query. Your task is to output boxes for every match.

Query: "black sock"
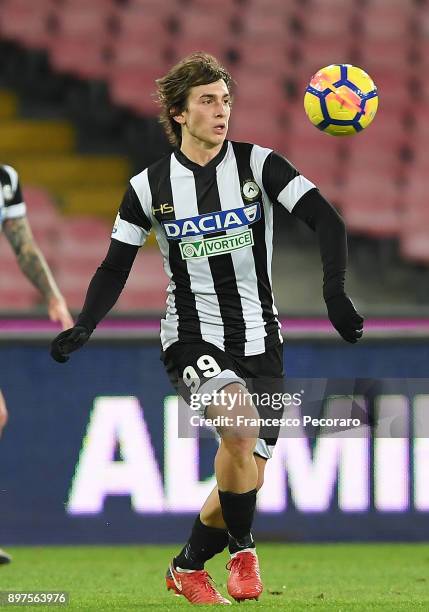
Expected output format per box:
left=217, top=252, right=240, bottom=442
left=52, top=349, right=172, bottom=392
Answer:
left=228, top=532, right=255, bottom=554
left=174, top=515, right=229, bottom=571
left=218, top=489, right=257, bottom=553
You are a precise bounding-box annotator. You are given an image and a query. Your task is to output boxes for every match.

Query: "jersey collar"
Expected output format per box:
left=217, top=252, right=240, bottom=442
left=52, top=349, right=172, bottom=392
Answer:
left=174, top=140, right=229, bottom=172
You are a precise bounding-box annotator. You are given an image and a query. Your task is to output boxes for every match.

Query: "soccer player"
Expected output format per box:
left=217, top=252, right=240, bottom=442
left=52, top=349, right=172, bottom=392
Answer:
left=50, top=53, right=363, bottom=605
left=0, top=163, right=73, bottom=565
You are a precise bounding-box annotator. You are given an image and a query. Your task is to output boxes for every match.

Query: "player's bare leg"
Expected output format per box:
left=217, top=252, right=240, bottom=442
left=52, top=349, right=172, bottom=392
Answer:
left=0, top=391, right=11, bottom=565
left=198, top=456, right=265, bottom=599
left=200, top=455, right=267, bottom=528
left=201, top=450, right=265, bottom=603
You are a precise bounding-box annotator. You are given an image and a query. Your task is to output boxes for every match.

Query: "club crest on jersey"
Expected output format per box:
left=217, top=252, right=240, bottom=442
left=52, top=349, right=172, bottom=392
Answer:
left=162, top=203, right=261, bottom=240
left=112, top=213, right=120, bottom=234
left=242, top=180, right=261, bottom=202
left=2, top=185, right=13, bottom=201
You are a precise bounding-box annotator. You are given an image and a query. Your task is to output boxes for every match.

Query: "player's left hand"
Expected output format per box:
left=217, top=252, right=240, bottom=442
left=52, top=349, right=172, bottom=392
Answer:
left=325, top=294, right=364, bottom=343
left=47, top=295, right=73, bottom=330
left=50, top=326, right=90, bottom=363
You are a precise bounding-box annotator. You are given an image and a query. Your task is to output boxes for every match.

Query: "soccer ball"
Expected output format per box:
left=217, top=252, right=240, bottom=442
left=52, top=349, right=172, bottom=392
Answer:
left=303, top=64, right=378, bottom=136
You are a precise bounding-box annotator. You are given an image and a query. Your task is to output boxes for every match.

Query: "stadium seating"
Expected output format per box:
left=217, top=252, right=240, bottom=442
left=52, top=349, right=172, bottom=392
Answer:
left=399, top=171, right=429, bottom=263
left=0, top=0, right=55, bottom=49
left=0, top=239, right=42, bottom=309
left=399, top=206, right=429, bottom=265
left=49, top=38, right=112, bottom=81
left=0, top=90, right=18, bottom=119
left=23, top=186, right=62, bottom=246
left=362, top=11, right=415, bottom=41
left=51, top=4, right=118, bottom=40
left=52, top=264, right=93, bottom=309
left=228, top=96, right=284, bottom=149
left=127, top=0, right=180, bottom=11
left=292, top=40, right=355, bottom=76
left=285, top=142, right=344, bottom=189
left=1, top=0, right=428, bottom=286
left=43, top=216, right=120, bottom=310
left=46, top=3, right=118, bottom=79
left=53, top=241, right=167, bottom=312
left=299, top=10, right=356, bottom=38
left=340, top=112, right=408, bottom=181
left=5, top=155, right=129, bottom=190
left=231, top=39, right=291, bottom=71
left=365, top=0, right=417, bottom=7
left=240, top=0, right=297, bottom=16
left=0, top=120, right=75, bottom=153
left=59, top=0, right=117, bottom=8
left=367, top=70, right=414, bottom=112
left=177, top=10, right=233, bottom=41
left=109, top=67, right=161, bottom=115
left=182, top=0, right=239, bottom=12
left=238, top=13, right=289, bottom=40
left=54, top=217, right=111, bottom=272
left=115, top=7, right=174, bottom=42
left=338, top=176, right=402, bottom=239
left=60, top=186, right=124, bottom=223
left=170, top=39, right=230, bottom=66
left=115, top=250, right=167, bottom=312
left=304, top=0, right=355, bottom=7
left=111, top=38, right=170, bottom=73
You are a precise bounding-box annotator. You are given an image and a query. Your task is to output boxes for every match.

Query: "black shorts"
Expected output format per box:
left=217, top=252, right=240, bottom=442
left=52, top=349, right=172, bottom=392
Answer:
left=161, top=340, right=284, bottom=459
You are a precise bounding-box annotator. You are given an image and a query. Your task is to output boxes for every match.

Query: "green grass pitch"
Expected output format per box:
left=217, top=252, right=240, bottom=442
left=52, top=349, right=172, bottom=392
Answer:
left=2, top=544, right=429, bottom=610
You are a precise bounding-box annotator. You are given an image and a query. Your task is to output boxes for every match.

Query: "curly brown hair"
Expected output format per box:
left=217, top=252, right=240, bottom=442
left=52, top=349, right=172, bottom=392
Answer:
left=156, top=52, right=233, bottom=147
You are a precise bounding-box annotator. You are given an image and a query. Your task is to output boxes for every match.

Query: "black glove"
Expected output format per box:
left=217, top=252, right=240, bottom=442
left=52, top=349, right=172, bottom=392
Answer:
left=325, top=294, right=364, bottom=343
left=50, top=325, right=91, bottom=363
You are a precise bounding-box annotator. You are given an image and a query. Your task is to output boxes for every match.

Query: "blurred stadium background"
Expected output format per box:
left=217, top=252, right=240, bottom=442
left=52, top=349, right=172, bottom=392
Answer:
left=0, top=0, right=429, bottom=314
left=1, top=0, right=429, bottom=583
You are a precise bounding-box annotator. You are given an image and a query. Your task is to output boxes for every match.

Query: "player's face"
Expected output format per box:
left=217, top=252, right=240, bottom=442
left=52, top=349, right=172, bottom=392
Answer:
left=175, top=80, right=231, bottom=148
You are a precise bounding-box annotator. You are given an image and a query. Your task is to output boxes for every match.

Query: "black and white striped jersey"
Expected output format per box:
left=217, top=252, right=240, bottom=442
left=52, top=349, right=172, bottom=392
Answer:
left=0, top=164, right=26, bottom=231
left=113, top=140, right=316, bottom=357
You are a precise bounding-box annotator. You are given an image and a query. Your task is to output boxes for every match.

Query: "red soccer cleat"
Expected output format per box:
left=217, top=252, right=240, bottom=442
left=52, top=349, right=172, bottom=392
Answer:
left=226, top=549, right=263, bottom=602
left=166, top=562, right=231, bottom=605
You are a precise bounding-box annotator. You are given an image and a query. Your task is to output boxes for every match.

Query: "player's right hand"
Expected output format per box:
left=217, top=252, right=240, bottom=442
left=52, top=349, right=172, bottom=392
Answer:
left=50, top=325, right=90, bottom=363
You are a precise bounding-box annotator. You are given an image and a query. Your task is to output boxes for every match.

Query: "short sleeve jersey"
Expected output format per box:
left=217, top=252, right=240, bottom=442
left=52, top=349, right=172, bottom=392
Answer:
left=0, top=165, right=26, bottom=231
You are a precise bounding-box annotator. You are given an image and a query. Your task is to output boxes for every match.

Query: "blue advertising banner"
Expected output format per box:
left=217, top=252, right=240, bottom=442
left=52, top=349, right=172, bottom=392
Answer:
left=1, top=340, right=428, bottom=545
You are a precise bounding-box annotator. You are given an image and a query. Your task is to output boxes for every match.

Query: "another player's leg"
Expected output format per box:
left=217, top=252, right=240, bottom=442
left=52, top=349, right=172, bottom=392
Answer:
left=0, top=391, right=12, bottom=565
left=0, top=389, right=8, bottom=434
